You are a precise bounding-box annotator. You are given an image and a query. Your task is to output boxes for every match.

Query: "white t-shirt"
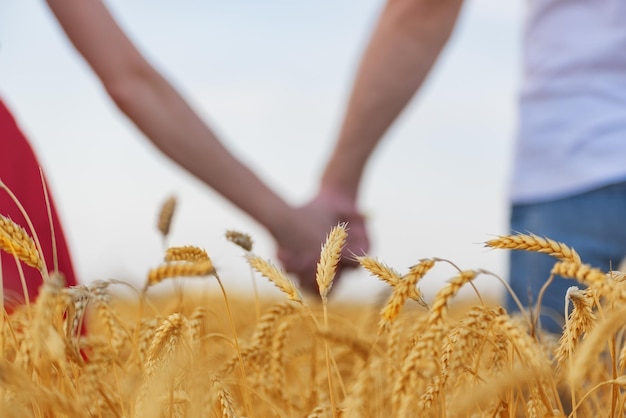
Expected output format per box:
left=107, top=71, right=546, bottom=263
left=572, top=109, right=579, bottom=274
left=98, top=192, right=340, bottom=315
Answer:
left=510, top=0, right=626, bottom=204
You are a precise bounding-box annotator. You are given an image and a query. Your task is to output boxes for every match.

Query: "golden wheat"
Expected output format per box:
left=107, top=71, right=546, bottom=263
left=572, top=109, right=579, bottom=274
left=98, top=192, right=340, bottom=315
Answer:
left=157, top=195, right=177, bottom=238
left=555, top=286, right=596, bottom=368
left=316, top=223, right=347, bottom=300
left=145, top=260, right=215, bottom=288
left=165, top=245, right=210, bottom=263
left=0, top=214, right=42, bottom=271
left=225, top=230, right=254, bottom=252
left=246, top=254, right=302, bottom=303
left=486, top=233, right=582, bottom=264
left=3, top=214, right=626, bottom=417
left=379, top=258, right=435, bottom=332
left=358, top=255, right=427, bottom=306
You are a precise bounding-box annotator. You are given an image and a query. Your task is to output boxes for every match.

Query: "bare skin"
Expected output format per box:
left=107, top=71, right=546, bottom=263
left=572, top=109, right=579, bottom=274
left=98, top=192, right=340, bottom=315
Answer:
left=43, top=0, right=463, bottom=293
left=45, top=0, right=338, bottom=291
left=321, top=0, right=464, bottom=199
left=280, top=0, right=465, bottom=281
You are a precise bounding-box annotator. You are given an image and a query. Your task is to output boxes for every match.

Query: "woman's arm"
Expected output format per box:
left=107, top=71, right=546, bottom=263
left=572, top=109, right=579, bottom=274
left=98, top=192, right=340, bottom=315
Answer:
left=45, top=0, right=297, bottom=245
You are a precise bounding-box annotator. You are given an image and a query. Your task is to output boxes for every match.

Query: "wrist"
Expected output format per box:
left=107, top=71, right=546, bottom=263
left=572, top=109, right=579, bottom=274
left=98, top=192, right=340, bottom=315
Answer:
left=319, top=170, right=360, bottom=205
left=320, top=133, right=371, bottom=203
left=313, top=185, right=360, bottom=219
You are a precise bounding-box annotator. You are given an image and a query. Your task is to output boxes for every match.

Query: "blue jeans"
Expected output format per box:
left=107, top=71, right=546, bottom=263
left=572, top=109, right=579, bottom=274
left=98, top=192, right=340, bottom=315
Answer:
left=506, top=181, right=626, bottom=333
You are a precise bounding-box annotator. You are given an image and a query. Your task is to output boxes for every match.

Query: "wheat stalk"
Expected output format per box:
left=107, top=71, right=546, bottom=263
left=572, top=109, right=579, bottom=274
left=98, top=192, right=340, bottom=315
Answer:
left=211, top=376, right=239, bottom=418
left=219, top=302, right=296, bottom=376
left=225, top=230, right=253, bottom=252
left=379, top=259, right=435, bottom=332
left=429, top=270, right=478, bottom=325
left=551, top=261, right=609, bottom=291
left=157, top=195, right=177, bottom=238
left=569, top=306, right=626, bottom=384
left=555, top=287, right=596, bottom=368
left=164, top=245, right=210, bottom=263
left=5, top=193, right=626, bottom=418
left=143, top=312, right=189, bottom=377
left=316, top=223, right=347, bottom=301
left=0, top=214, right=43, bottom=271
left=145, top=260, right=215, bottom=288
left=89, top=280, right=129, bottom=355
left=358, top=255, right=427, bottom=306
left=246, top=254, right=302, bottom=303
left=486, top=233, right=582, bottom=264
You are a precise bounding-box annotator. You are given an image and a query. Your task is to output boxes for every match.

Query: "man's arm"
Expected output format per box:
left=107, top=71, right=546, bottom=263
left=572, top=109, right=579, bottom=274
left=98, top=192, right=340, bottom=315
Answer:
left=45, top=0, right=301, bottom=247
left=276, top=0, right=465, bottom=287
left=320, top=0, right=465, bottom=202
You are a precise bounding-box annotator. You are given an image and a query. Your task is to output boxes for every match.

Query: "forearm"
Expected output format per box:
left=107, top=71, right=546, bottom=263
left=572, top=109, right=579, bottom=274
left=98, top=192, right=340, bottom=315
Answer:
left=46, top=0, right=293, bottom=240
left=108, top=74, right=293, bottom=236
left=322, top=0, right=464, bottom=201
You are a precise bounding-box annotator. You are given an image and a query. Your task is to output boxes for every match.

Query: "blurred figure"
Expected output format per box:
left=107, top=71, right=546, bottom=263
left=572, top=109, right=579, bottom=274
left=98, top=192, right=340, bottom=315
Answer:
left=0, top=0, right=364, bottom=305
left=0, top=100, right=78, bottom=310
left=285, top=0, right=626, bottom=332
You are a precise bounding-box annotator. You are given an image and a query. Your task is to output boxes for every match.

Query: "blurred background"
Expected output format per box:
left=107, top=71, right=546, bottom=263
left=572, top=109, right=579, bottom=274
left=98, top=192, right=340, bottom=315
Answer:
left=0, top=0, right=523, bottom=303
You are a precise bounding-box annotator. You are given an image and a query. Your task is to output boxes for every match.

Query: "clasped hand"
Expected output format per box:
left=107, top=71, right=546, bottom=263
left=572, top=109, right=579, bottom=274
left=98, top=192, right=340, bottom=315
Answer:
left=274, top=191, right=370, bottom=295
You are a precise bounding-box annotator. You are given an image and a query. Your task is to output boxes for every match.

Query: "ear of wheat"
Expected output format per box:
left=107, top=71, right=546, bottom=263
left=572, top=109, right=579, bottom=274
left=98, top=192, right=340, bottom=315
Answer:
left=0, top=214, right=43, bottom=271
left=146, top=260, right=215, bottom=288
left=2, top=201, right=625, bottom=418
left=157, top=195, right=177, bottom=238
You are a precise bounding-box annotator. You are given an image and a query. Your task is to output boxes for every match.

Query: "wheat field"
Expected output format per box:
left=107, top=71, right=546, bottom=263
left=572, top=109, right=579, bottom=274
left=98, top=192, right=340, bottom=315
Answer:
left=1, top=196, right=626, bottom=417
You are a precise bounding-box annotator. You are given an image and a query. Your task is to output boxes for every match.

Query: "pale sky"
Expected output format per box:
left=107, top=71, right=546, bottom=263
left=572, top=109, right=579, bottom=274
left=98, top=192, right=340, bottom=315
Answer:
left=0, top=0, right=524, bottom=303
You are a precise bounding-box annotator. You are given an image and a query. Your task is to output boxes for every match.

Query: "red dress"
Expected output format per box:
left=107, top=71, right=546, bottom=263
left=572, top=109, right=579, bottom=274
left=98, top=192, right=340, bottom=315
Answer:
left=0, top=99, right=78, bottom=309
